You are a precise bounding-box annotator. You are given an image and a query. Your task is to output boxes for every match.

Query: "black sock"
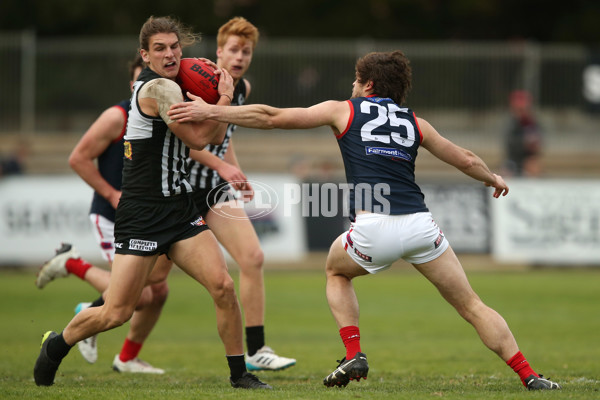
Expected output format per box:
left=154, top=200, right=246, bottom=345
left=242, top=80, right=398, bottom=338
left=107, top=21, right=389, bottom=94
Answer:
left=46, top=332, right=72, bottom=362
left=226, top=354, right=246, bottom=381
left=245, top=326, right=265, bottom=356
left=90, top=295, right=104, bottom=308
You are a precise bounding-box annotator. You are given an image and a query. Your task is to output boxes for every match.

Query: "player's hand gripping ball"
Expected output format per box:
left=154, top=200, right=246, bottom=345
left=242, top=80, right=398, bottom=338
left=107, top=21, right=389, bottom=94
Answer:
left=176, top=58, right=220, bottom=104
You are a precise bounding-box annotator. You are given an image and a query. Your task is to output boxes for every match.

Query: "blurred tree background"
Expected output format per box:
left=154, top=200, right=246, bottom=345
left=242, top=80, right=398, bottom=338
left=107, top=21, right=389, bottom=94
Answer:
left=1, top=0, right=599, bottom=43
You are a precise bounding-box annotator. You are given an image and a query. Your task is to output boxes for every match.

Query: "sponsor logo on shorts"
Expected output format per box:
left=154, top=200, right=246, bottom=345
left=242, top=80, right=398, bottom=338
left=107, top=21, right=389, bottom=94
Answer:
left=100, top=241, right=114, bottom=251
left=354, top=248, right=372, bottom=262
left=434, top=233, right=445, bottom=249
left=129, top=239, right=157, bottom=252
left=191, top=216, right=206, bottom=226
left=365, top=146, right=412, bottom=162
left=115, top=242, right=123, bottom=248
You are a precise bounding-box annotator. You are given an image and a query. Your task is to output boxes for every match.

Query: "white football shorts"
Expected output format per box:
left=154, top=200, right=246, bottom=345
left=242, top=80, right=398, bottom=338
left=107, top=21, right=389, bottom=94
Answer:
left=89, top=213, right=116, bottom=263
left=341, top=212, right=449, bottom=274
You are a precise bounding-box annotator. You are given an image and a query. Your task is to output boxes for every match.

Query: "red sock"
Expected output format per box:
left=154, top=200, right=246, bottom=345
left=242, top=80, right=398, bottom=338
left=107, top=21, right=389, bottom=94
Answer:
left=506, top=351, right=538, bottom=386
left=65, top=258, right=93, bottom=280
left=340, top=325, right=361, bottom=360
left=119, top=338, right=143, bottom=362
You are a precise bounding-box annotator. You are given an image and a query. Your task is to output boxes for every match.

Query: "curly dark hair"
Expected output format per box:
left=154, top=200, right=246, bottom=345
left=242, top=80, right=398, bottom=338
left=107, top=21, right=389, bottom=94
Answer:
left=355, top=51, right=412, bottom=105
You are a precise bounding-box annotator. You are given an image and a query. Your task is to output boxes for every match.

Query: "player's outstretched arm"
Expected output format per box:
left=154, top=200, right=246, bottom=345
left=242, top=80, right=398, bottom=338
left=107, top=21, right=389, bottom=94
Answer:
left=419, top=117, right=509, bottom=198
left=168, top=97, right=350, bottom=133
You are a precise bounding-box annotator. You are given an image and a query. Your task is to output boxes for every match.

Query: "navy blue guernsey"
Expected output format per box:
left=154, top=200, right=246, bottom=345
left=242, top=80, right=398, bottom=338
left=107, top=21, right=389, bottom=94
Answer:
left=89, top=99, right=129, bottom=222
left=336, top=96, right=428, bottom=220
left=187, top=79, right=247, bottom=190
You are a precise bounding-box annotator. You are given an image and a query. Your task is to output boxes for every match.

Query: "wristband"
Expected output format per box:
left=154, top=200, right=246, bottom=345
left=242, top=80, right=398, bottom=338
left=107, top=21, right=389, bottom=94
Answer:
left=220, top=93, right=233, bottom=102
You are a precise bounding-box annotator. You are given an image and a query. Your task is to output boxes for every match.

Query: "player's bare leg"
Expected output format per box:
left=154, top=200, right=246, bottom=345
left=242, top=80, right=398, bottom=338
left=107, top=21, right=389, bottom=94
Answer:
left=168, top=231, right=270, bottom=389
left=80, top=265, right=112, bottom=293
left=325, top=235, right=369, bottom=328
left=34, top=254, right=157, bottom=385
left=168, top=231, right=244, bottom=355
left=71, top=255, right=158, bottom=365
left=207, top=202, right=296, bottom=371
left=122, top=256, right=172, bottom=342
left=323, top=235, right=369, bottom=387
left=207, top=204, right=265, bottom=327
left=113, top=256, right=172, bottom=374
left=413, top=247, right=560, bottom=389
left=127, top=281, right=169, bottom=343
left=412, top=247, right=519, bottom=360
left=64, top=254, right=158, bottom=345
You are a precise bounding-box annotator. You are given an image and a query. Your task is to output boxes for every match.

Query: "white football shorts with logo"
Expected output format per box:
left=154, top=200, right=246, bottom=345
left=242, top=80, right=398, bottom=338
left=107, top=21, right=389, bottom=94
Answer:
left=89, top=213, right=116, bottom=263
left=341, top=211, right=449, bottom=274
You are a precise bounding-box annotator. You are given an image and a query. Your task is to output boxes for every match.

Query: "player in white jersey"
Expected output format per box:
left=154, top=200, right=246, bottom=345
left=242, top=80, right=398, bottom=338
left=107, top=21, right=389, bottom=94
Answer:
left=167, top=50, right=560, bottom=391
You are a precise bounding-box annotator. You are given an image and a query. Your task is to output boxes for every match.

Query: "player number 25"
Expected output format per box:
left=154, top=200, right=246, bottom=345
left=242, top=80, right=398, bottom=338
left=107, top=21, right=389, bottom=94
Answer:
left=359, top=101, right=415, bottom=147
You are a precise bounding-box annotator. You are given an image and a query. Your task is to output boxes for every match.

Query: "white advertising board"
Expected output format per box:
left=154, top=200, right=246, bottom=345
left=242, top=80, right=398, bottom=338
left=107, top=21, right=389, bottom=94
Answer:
left=238, top=173, right=307, bottom=263
left=0, top=174, right=306, bottom=266
left=491, top=178, right=600, bottom=265
left=421, top=183, right=490, bottom=253
left=0, top=175, right=101, bottom=265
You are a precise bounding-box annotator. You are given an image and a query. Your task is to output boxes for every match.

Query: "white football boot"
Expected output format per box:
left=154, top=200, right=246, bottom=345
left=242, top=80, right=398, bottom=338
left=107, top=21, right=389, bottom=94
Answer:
left=74, top=302, right=98, bottom=363
left=112, top=355, right=165, bottom=374
left=36, top=243, right=78, bottom=288
left=245, top=346, right=296, bottom=371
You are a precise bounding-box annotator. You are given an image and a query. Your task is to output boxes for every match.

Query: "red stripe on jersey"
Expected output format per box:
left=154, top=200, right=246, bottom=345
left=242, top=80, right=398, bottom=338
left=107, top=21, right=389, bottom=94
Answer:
left=335, top=100, right=354, bottom=139
left=113, top=104, right=128, bottom=143
left=413, top=112, right=424, bottom=144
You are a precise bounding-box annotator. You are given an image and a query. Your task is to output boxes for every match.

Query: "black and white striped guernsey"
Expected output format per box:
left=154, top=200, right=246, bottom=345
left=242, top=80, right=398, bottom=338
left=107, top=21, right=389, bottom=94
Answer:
left=121, top=67, right=193, bottom=200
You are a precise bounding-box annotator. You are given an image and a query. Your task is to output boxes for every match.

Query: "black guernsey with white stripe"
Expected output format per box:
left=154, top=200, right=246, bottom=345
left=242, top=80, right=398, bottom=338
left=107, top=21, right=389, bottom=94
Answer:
left=121, top=67, right=192, bottom=201
left=187, top=79, right=247, bottom=190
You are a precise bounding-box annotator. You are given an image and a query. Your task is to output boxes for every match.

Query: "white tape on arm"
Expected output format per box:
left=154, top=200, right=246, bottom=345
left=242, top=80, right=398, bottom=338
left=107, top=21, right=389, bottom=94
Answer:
left=139, top=78, right=183, bottom=125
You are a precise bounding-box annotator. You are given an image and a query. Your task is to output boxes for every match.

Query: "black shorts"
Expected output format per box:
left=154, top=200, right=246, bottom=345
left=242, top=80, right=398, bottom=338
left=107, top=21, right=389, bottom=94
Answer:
left=114, top=194, right=209, bottom=256
left=191, top=184, right=232, bottom=217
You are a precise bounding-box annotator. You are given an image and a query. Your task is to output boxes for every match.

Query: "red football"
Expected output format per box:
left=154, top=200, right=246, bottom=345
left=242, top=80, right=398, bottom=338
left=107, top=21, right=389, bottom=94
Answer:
left=176, top=58, right=220, bottom=104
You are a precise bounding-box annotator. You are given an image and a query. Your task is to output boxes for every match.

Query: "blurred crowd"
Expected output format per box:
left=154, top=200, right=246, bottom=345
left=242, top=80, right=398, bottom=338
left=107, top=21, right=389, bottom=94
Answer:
left=0, top=139, right=30, bottom=178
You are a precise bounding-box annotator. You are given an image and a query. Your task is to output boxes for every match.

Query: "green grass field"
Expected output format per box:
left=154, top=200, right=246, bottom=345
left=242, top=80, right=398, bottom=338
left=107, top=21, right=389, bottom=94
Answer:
left=1, top=263, right=599, bottom=399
